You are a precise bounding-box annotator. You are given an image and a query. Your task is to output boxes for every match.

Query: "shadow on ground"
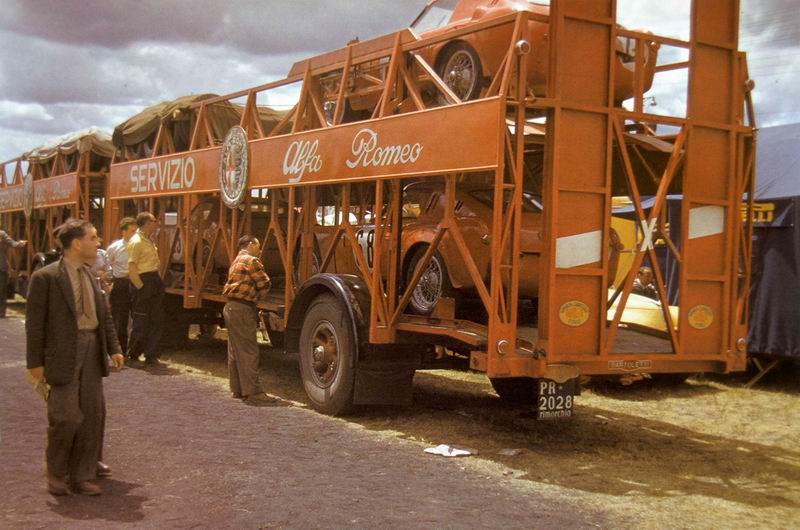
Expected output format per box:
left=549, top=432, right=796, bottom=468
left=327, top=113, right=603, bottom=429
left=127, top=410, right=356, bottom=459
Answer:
left=162, top=339, right=800, bottom=511
left=47, top=479, right=147, bottom=523
left=583, top=377, right=724, bottom=401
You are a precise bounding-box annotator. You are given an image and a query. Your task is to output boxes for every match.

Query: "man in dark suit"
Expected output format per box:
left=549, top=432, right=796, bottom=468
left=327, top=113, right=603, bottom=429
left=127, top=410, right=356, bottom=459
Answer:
left=26, top=218, right=124, bottom=496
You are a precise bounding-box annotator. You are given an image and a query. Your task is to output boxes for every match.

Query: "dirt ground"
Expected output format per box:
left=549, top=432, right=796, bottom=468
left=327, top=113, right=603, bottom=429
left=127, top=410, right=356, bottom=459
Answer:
left=3, top=297, right=798, bottom=529
left=0, top=302, right=603, bottom=529
left=162, top=326, right=800, bottom=530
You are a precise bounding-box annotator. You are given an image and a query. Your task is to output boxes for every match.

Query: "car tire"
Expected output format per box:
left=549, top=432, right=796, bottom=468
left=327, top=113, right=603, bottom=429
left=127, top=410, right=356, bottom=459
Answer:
left=490, top=377, right=538, bottom=405
left=436, top=42, right=484, bottom=103
left=298, top=293, right=356, bottom=415
left=406, top=248, right=455, bottom=316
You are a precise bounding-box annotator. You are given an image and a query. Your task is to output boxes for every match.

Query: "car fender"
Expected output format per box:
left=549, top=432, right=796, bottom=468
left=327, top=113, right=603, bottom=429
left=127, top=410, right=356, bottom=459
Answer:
left=402, top=229, right=472, bottom=291
left=285, top=273, right=371, bottom=355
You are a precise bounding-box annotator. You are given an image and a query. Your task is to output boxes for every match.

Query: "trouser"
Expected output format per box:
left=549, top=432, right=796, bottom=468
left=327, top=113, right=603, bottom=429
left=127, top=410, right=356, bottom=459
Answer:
left=47, top=330, right=104, bottom=483
left=110, top=277, right=132, bottom=352
left=0, top=269, right=8, bottom=317
left=127, top=272, right=164, bottom=361
left=223, top=300, right=263, bottom=397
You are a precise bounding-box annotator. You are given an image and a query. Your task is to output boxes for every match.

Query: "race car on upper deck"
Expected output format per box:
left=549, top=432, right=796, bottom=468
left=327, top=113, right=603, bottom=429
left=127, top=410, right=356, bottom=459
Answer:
left=292, top=0, right=659, bottom=121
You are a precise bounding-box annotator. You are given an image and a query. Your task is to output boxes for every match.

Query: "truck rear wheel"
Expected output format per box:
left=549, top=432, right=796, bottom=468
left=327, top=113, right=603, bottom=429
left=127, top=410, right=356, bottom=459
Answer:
left=299, top=293, right=356, bottom=415
left=490, top=377, right=537, bottom=405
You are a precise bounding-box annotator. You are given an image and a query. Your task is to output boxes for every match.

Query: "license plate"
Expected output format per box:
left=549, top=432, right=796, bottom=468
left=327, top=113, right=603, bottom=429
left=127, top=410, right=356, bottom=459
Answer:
left=536, top=379, right=575, bottom=420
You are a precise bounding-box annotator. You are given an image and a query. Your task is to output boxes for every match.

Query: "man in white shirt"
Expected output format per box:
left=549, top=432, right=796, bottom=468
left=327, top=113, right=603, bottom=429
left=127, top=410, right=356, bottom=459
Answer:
left=105, top=217, right=137, bottom=352
left=90, top=241, right=112, bottom=292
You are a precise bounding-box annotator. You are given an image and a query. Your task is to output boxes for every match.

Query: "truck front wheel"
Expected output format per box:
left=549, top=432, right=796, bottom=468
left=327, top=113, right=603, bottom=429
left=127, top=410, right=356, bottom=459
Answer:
left=299, top=293, right=356, bottom=415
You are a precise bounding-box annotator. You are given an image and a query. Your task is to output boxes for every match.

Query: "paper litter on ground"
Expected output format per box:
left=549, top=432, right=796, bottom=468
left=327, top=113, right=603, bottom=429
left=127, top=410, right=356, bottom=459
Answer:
left=424, top=444, right=477, bottom=457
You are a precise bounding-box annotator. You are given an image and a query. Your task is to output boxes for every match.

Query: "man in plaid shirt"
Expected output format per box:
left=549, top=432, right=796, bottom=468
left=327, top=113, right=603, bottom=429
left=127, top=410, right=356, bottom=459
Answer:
left=222, top=235, right=274, bottom=405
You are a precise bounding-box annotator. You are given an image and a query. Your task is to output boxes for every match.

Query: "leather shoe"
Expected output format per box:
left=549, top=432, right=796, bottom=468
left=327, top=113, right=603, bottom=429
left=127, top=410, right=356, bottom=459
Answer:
left=47, top=474, right=70, bottom=496
left=72, top=481, right=102, bottom=496
left=97, top=461, right=111, bottom=477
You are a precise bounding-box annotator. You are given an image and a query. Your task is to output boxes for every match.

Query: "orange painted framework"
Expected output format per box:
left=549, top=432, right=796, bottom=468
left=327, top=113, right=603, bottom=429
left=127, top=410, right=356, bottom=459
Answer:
left=96, top=1, right=752, bottom=379
left=0, top=149, right=108, bottom=283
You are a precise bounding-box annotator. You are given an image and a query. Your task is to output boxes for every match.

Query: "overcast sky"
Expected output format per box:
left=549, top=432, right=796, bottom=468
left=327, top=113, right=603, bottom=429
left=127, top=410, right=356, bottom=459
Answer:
left=0, top=0, right=797, bottom=165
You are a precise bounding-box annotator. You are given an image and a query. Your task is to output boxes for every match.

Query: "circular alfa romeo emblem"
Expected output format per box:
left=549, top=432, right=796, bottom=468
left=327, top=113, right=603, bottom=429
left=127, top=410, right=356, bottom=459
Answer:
left=23, top=172, right=34, bottom=218
left=559, top=300, right=590, bottom=327
left=219, top=126, right=249, bottom=208
left=688, top=305, right=714, bottom=329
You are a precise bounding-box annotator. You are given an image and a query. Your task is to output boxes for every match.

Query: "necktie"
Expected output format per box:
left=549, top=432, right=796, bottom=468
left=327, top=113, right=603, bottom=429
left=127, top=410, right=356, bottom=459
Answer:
left=78, top=268, right=94, bottom=321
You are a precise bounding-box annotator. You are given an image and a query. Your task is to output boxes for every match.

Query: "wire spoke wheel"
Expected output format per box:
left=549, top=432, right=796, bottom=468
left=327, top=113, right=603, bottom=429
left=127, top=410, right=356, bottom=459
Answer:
left=436, top=43, right=483, bottom=103
left=411, top=257, right=444, bottom=314
left=407, top=250, right=454, bottom=316
left=443, top=50, right=478, bottom=100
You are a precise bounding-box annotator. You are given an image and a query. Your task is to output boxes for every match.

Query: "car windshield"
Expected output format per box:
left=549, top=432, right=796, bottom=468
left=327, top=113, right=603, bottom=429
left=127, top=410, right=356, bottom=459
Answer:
left=469, top=189, right=542, bottom=213
left=410, top=0, right=460, bottom=34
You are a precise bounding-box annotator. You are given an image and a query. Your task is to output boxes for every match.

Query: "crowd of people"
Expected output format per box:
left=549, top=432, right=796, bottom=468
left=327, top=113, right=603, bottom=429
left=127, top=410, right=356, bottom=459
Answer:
left=18, top=213, right=274, bottom=496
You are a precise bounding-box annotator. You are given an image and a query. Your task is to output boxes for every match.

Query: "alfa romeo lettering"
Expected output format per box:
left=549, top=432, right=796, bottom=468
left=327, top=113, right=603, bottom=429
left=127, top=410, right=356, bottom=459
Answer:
left=34, top=180, right=72, bottom=206
left=345, top=128, right=423, bottom=169
left=130, top=156, right=196, bottom=193
left=283, top=139, right=322, bottom=183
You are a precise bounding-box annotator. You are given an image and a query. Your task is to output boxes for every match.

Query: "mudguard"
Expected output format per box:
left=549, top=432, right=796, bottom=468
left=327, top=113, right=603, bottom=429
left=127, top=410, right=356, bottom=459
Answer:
left=285, top=273, right=371, bottom=354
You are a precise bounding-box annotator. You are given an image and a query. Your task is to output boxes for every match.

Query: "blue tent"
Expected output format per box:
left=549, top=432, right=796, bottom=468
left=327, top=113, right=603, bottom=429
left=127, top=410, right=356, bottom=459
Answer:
left=748, top=123, right=800, bottom=360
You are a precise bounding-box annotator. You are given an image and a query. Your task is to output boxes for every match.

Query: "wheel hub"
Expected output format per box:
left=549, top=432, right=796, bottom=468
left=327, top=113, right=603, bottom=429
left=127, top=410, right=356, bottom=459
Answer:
left=310, top=321, right=339, bottom=388
left=443, top=50, right=477, bottom=100
left=412, top=257, right=443, bottom=313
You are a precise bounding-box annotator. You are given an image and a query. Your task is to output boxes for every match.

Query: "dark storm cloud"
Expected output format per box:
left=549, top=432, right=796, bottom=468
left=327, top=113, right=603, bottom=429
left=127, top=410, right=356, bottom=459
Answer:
left=0, top=30, right=302, bottom=105
left=0, top=0, right=425, bottom=55
left=0, top=0, right=797, bottom=161
left=0, top=1, right=428, bottom=159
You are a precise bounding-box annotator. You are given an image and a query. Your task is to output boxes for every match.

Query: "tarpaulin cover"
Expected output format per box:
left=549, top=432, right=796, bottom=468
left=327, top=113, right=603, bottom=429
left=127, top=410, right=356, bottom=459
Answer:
left=748, top=123, right=800, bottom=359
left=112, top=94, right=287, bottom=150
left=25, top=127, right=115, bottom=163
left=748, top=197, right=800, bottom=359
left=755, top=123, right=800, bottom=200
